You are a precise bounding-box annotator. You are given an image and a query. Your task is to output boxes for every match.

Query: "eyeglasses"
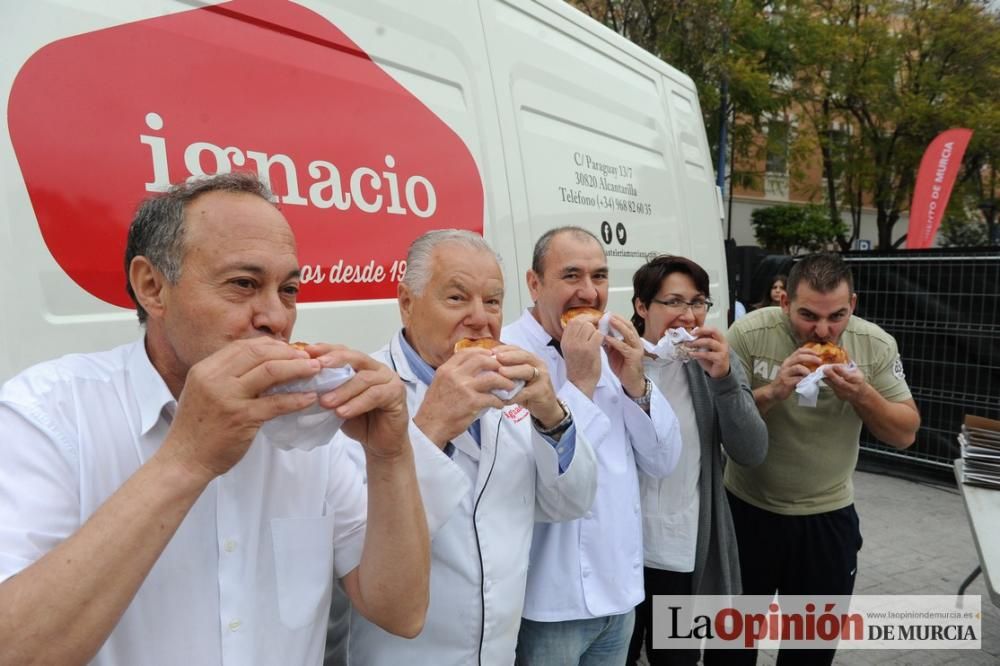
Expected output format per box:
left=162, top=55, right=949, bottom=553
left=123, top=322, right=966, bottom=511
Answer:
left=651, top=298, right=713, bottom=313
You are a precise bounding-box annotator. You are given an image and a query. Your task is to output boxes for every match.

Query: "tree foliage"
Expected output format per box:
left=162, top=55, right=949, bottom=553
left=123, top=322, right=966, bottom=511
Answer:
left=751, top=204, right=847, bottom=255
left=569, top=0, right=1000, bottom=249
left=784, top=0, right=1000, bottom=248
left=939, top=215, right=989, bottom=247
left=570, top=0, right=790, bottom=188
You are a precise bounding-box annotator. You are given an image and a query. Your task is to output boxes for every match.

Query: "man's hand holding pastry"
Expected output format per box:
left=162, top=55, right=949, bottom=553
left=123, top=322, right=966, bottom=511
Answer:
left=164, top=338, right=324, bottom=480
left=303, top=343, right=410, bottom=459
left=493, top=345, right=565, bottom=429
left=821, top=362, right=867, bottom=403
left=603, top=314, right=647, bottom=399
left=765, top=346, right=824, bottom=403
left=413, top=342, right=511, bottom=447
left=560, top=309, right=604, bottom=398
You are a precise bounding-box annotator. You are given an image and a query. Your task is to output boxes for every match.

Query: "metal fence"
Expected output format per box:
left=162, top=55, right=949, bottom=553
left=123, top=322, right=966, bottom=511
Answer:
left=844, top=249, right=1000, bottom=470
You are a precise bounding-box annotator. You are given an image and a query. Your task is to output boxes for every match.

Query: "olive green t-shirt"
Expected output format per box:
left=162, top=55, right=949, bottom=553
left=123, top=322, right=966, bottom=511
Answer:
left=725, top=307, right=911, bottom=515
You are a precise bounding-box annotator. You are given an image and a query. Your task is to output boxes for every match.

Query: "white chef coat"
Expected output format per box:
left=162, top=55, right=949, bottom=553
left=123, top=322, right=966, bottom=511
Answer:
left=348, top=330, right=598, bottom=665
left=502, top=310, right=682, bottom=620
left=0, top=339, right=456, bottom=666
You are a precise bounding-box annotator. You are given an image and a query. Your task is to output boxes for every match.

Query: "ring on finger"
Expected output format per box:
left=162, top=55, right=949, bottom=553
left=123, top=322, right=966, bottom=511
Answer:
left=531, top=366, right=540, bottom=382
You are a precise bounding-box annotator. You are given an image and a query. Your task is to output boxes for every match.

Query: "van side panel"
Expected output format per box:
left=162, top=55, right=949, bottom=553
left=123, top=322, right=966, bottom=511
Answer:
left=660, top=74, right=729, bottom=326
left=479, top=0, right=725, bottom=324
left=1, top=0, right=724, bottom=380
left=1, top=0, right=508, bottom=379
left=2, top=3, right=155, bottom=381
left=288, top=0, right=517, bottom=341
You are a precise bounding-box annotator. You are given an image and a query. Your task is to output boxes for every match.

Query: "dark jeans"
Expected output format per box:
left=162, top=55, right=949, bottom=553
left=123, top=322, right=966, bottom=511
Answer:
left=628, top=567, right=700, bottom=665
left=703, top=492, right=863, bottom=666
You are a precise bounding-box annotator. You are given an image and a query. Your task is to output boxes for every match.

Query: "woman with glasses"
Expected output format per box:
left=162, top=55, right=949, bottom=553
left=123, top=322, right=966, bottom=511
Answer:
left=626, top=255, right=768, bottom=666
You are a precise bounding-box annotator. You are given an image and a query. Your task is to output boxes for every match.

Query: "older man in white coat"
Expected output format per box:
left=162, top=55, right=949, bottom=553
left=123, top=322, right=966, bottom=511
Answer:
left=348, top=230, right=598, bottom=666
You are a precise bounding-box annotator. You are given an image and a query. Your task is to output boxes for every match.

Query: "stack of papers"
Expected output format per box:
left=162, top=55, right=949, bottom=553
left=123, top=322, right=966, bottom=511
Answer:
left=959, top=415, right=1000, bottom=490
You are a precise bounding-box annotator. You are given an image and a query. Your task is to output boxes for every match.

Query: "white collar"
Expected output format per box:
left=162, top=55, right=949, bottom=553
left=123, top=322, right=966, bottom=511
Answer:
left=128, top=337, right=177, bottom=436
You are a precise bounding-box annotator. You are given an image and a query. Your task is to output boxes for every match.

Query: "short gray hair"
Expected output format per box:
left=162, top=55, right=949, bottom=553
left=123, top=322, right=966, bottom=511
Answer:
left=402, top=229, right=503, bottom=295
left=531, top=226, right=603, bottom=275
left=124, top=172, right=274, bottom=323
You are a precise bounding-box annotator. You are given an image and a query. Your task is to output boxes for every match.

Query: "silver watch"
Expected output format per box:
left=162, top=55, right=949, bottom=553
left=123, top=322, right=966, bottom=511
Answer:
left=534, top=399, right=573, bottom=438
left=630, top=377, right=653, bottom=408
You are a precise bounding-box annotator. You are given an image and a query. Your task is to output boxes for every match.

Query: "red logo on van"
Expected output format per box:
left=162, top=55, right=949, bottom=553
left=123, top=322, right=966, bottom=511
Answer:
left=8, top=0, right=483, bottom=307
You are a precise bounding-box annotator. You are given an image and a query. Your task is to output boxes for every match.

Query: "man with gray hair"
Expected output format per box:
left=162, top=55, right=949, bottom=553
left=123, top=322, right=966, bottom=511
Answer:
left=348, top=229, right=598, bottom=665
left=0, top=173, right=442, bottom=665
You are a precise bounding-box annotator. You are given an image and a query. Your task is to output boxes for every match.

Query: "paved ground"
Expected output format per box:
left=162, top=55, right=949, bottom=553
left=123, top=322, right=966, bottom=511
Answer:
left=641, top=469, right=999, bottom=665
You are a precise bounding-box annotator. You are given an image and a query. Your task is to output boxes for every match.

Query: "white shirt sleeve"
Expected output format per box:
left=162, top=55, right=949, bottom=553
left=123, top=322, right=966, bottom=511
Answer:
left=407, top=422, right=471, bottom=532
left=0, top=402, right=80, bottom=583
left=624, top=382, right=682, bottom=479
left=556, top=381, right=611, bottom=451
left=530, top=420, right=598, bottom=523
left=325, top=436, right=368, bottom=579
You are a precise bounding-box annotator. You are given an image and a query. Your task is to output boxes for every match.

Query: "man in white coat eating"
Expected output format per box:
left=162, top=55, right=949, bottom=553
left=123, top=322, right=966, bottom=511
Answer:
left=503, top=226, right=682, bottom=665
left=348, top=229, right=598, bottom=666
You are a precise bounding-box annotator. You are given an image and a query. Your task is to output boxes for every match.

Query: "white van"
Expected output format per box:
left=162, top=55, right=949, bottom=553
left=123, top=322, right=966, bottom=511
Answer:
left=1, top=0, right=726, bottom=381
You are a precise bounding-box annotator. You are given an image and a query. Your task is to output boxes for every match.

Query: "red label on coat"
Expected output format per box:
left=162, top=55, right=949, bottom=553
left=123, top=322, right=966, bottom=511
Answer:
left=503, top=405, right=530, bottom=423
left=8, top=0, right=484, bottom=307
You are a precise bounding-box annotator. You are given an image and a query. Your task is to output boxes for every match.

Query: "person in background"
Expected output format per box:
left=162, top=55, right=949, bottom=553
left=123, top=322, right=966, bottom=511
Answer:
left=725, top=252, right=919, bottom=665
left=503, top=226, right=682, bottom=665
left=732, top=299, right=747, bottom=322
left=626, top=255, right=768, bottom=666
left=751, top=274, right=787, bottom=311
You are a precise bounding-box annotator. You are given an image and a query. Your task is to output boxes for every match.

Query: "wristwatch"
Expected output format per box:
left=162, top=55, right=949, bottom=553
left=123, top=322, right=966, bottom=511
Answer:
left=630, top=377, right=653, bottom=409
left=533, top=399, right=573, bottom=439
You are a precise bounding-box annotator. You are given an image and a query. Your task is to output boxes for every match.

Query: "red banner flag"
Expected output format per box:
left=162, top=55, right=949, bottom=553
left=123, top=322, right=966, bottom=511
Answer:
left=906, top=128, right=973, bottom=249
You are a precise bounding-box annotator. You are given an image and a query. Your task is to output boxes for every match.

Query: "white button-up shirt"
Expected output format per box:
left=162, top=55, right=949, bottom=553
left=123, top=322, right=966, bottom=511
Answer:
left=0, top=339, right=452, bottom=666
left=502, top=310, right=682, bottom=620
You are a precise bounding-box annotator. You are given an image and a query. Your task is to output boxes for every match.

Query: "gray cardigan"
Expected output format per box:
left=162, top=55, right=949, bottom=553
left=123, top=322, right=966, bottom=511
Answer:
left=678, top=351, right=768, bottom=595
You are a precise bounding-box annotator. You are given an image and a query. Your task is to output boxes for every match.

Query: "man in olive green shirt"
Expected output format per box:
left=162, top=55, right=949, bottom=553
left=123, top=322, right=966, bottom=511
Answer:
left=723, top=253, right=920, bottom=666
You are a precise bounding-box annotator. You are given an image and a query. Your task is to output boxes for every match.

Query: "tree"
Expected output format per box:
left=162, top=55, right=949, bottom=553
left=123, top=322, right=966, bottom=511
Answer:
left=750, top=204, right=847, bottom=254
left=939, top=215, right=988, bottom=247
left=569, top=1, right=791, bottom=184
left=953, top=104, right=1000, bottom=245
left=569, top=1, right=1000, bottom=250
left=783, top=0, right=1000, bottom=249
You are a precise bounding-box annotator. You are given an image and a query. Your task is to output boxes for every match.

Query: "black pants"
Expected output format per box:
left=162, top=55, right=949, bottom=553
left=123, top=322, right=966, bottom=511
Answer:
left=704, top=492, right=863, bottom=666
left=627, top=568, right=700, bottom=665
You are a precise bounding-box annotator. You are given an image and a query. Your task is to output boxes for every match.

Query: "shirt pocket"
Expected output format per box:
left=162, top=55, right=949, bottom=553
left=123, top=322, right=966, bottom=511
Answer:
left=271, top=514, right=337, bottom=630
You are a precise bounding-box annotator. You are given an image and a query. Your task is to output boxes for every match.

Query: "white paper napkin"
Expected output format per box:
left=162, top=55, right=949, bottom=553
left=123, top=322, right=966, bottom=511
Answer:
left=456, top=343, right=526, bottom=402
left=493, top=379, right=525, bottom=402
left=260, top=365, right=355, bottom=450
left=597, top=312, right=625, bottom=340
left=795, top=361, right=857, bottom=407
left=641, top=327, right=698, bottom=362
